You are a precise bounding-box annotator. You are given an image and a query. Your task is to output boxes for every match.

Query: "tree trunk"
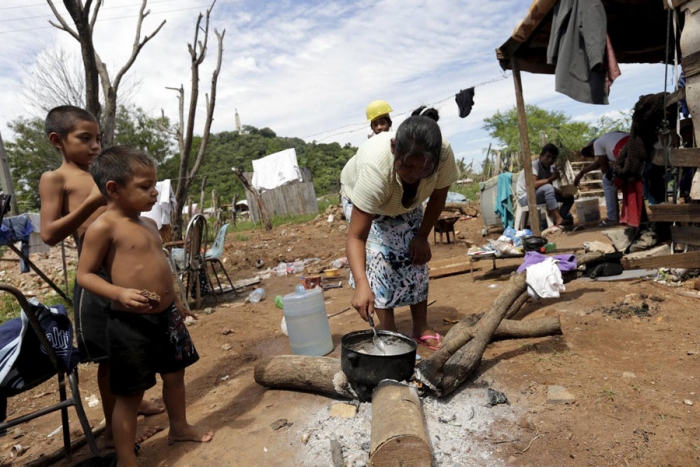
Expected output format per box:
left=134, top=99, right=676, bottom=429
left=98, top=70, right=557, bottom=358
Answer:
left=232, top=168, right=272, bottom=230
left=370, top=381, right=431, bottom=467
left=253, top=356, right=356, bottom=399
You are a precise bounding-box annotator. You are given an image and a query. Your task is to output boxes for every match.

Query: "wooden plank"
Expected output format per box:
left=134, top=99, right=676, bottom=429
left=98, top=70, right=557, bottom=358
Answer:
left=652, top=148, right=700, bottom=167
left=666, top=87, right=686, bottom=107
left=682, top=50, right=700, bottom=79
left=622, top=251, right=700, bottom=270
left=428, top=257, right=472, bottom=279
left=671, top=225, right=700, bottom=246
left=648, top=203, right=700, bottom=223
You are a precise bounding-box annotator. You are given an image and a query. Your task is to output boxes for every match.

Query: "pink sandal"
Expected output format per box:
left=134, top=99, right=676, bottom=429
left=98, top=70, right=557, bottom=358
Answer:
left=414, top=332, right=442, bottom=351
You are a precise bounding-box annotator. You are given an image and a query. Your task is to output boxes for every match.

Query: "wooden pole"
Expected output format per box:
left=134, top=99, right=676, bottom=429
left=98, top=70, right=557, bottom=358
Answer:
left=199, top=175, right=208, bottom=216
left=511, top=57, right=540, bottom=235
left=232, top=193, right=238, bottom=228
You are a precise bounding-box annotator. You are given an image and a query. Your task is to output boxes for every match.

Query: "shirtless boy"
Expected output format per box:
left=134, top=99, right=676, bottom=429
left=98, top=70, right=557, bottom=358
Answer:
left=77, top=145, right=213, bottom=467
left=39, top=106, right=163, bottom=447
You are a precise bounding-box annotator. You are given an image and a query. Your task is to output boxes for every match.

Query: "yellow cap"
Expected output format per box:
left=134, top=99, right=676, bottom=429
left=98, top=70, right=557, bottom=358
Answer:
left=365, top=100, right=393, bottom=122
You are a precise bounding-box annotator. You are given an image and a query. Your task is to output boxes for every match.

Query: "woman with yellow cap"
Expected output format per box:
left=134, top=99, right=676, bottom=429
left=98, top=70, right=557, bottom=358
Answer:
left=366, top=100, right=393, bottom=137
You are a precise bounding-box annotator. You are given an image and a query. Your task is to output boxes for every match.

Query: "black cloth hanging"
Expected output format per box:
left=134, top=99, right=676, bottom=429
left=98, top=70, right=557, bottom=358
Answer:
left=455, top=87, right=475, bottom=118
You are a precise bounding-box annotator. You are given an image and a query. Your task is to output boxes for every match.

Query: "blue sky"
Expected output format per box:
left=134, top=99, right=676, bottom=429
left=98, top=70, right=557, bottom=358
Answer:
left=0, top=0, right=674, bottom=171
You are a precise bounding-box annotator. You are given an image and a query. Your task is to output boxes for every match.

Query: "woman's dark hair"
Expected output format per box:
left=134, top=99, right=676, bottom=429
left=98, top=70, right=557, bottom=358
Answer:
left=540, top=143, right=559, bottom=157
left=394, top=107, right=442, bottom=177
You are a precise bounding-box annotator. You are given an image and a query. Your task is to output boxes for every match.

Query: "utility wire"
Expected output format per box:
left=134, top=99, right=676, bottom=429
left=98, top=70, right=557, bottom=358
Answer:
left=306, top=72, right=510, bottom=142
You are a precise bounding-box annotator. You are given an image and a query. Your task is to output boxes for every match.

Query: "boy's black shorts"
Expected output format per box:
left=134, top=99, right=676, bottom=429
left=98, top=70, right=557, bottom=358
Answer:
left=74, top=276, right=110, bottom=363
left=108, top=302, right=199, bottom=396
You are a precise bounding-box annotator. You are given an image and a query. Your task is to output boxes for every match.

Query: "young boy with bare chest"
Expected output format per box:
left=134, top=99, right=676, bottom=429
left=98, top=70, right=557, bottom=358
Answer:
left=39, top=106, right=163, bottom=448
left=77, top=146, right=213, bottom=467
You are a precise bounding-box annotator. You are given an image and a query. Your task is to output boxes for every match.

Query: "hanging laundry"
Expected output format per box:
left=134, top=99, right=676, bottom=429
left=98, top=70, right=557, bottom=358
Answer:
left=619, top=179, right=644, bottom=228
left=605, top=35, right=621, bottom=92
left=141, top=179, right=177, bottom=229
left=455, top=87, right=475, bottom=118
left=495, top=172, right=514, bottom=228
left=546, top=0, right=608, bottom=105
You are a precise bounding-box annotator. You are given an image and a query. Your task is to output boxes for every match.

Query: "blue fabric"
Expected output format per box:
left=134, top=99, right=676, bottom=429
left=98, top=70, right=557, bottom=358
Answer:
left=517, top=251, right=578, bottom=273
left=0, top=215, right=34, bottom=273
left=495, top=172, right=514, bottom=228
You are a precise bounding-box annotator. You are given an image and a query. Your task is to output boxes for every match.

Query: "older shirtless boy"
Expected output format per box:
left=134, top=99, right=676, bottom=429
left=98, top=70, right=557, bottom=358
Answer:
left=77, top=146, right=213, bottom=467
left=39, top=106, right=164, bottom=447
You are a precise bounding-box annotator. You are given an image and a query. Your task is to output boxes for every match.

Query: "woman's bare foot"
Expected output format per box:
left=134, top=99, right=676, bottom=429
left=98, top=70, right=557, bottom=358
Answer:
left=104, top=425, right=164, bottom=449
left=139, top=399, right=165, bottom=416
left=167, top=424, right=214, bottom=445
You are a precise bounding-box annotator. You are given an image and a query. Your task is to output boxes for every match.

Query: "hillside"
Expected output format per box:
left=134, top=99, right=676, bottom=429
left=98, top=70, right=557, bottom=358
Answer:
left=158, top=125, right=357, bottom=206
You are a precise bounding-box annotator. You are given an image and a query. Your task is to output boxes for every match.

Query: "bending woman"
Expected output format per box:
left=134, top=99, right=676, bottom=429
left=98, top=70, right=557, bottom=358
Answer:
left=340, top=107, right=459, bottom=350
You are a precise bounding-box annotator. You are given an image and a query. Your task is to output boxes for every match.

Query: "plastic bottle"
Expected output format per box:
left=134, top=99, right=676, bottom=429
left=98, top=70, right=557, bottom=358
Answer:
left=540, top=242, right=557, bottom=253
left=282, top=285, right=333, bottom=356
left=247, top=287, right=265, bottom=304
left=293, top=260, right=305, bottom=274
left=275, top=295, right=284, bottom=309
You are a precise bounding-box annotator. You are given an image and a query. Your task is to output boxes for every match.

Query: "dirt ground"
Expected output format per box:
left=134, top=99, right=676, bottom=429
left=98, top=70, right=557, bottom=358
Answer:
left=1, top=207, right=700, bottom=467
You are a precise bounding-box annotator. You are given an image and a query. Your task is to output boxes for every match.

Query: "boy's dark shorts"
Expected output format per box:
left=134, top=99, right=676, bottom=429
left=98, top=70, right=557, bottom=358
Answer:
left=74, top=277, right=110, bottom=363
left=108, top=302, right=199, bottom=396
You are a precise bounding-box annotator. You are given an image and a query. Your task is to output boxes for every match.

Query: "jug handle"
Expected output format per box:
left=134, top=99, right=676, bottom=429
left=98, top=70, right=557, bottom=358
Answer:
left=346, top=352, right=359, bottom=368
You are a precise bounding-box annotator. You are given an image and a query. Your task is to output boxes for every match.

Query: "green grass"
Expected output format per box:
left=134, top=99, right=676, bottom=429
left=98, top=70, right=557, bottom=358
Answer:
left=450, top=182, right=480, bottom=203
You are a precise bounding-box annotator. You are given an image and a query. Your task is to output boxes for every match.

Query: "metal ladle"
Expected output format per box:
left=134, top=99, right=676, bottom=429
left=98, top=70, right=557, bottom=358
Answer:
left=367, top=312, right=386, bottom=354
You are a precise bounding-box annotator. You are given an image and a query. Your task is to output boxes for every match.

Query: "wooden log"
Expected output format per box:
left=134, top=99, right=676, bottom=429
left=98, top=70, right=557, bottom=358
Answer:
left=492, top=316, right=561, bottom=340
left=370, top=381, right=431, bottom=467
left=443, top=202, right=479, bottom=217
left=671, top=225, right=700, bottom=246
left=504, top=290, right=530, bottom=319
left=253, top=355, right=356, bottom=399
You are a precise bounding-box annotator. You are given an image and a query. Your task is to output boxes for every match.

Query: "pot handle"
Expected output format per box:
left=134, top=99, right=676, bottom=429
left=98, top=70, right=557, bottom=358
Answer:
left=346, top=352, right=360, bottom=368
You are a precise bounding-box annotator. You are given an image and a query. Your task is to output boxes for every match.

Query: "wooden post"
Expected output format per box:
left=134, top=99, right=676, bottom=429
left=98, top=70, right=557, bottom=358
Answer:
left=512, top=56, right=540, bottom=235
left=0, top=132, right=18, bottom=216
left=199, top=175, right=208, bottom=216
left=232, top=193, right=238, bottom=228
left=370, top=381, right=431, bottom=466
left=232, top=168, right=272, bottom=231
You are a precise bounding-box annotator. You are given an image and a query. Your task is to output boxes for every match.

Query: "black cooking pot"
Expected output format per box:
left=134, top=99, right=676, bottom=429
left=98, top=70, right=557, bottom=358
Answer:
left=522, top=235, right=547, bottom=252
left=341, top=330, right=417, bottom=401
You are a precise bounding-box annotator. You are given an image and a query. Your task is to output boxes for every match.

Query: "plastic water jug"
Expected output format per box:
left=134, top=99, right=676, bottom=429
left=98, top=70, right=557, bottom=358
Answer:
left=283, top=285, right=333, bottom=356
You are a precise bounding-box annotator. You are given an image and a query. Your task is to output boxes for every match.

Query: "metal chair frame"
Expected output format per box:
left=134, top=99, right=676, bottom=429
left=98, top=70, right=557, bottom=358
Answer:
left=205, top=224, right=237, bottom=296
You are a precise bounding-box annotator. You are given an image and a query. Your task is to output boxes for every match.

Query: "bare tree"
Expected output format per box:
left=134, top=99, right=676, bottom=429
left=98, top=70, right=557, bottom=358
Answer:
left=168, top=1, right=225, bottom=240
left=19, top=46, right=140, bottom=115
left=47, top=0, right=165, bottom=147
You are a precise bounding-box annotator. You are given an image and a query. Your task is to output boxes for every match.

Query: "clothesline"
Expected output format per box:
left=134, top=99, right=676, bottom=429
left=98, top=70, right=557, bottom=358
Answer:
left=304, top=72, right=511, bottom=142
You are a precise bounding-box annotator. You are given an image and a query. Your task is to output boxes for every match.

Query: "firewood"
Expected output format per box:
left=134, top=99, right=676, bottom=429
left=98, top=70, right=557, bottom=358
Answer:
left=253, top=355, right=356, bottom=399
left=370, top=381, right=431, bottom=466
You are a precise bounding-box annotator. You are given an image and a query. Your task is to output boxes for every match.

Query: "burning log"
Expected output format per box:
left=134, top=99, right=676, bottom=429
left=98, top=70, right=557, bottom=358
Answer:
left=370, top=381, right=431, bottom=466
left=416, top=251, right=604, bottom=397
left=253, top=356, right=356, bottom=399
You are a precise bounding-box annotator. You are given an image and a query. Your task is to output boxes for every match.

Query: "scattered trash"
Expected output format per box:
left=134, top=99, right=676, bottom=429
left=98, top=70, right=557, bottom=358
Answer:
left=301, top=432, right=311, bottom=444
left=684, top=399, right=694, bottom=406
left=221, top=344, right=232, bottom=351
left=220, top=375, right=229, bottom=382
left=280, top=316, right=288, bottom=336
left=271, top=418, right=292, bottom=430
left=85, top=394, right=100, bottom=408
left=330, top=258, right=348, bottom=269
left=327, top=214, right=335, bottom=223
left=322, top=281, right=342, bottom=290
left=488, top=284, right=499, bottom=289
left=10, top=444, right=25, bottom=458
left=184, top=316, right=197, bottom=326
left=203, top=307, right=214, bottom=315
left=221, top=329, right=233, bottom=335
left=274, top=263, right=288, bottom=277
left=486, top=388, right=509, bottom=407
left=247, top=288, right=265, bottom=304
left=47, top=425, right=62, bottom=438
left=275, top=295, right=284, bottom=309
left=255, top=259, right=265, bottom=269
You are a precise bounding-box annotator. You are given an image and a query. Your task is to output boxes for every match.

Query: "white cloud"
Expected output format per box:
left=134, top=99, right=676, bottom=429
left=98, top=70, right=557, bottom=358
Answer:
left=0, top=0, right=680, bottom=173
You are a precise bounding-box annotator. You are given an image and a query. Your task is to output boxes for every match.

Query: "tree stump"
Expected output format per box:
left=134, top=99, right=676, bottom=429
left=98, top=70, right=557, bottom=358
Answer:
left=370, top=381, right=431, bottom=466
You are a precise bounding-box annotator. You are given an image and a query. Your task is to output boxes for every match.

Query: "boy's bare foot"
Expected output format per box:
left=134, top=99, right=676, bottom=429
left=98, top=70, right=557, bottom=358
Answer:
left=167, top=424, right=214, bottom=445
left=139, top=399, right=165, bottom=416
left=104, top=425, right=164, bottom=448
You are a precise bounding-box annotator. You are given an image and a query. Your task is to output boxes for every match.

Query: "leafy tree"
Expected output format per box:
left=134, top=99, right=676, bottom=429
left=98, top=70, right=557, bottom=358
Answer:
left=114, top=105, right=175, bottom=164
left=482, top=104, right=594, bottom=163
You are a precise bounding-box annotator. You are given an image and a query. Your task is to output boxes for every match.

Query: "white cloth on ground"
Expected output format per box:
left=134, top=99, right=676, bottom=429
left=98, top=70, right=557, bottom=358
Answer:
left=141, top=179, right=176, bottom=229
left=251, top=148, right=302, bottom=191
left=525, top=257, right=565, bottom=299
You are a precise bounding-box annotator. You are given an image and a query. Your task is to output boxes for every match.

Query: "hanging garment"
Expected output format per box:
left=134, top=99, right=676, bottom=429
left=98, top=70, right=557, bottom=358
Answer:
left=546, top=0, right=608, bottom=104
left=455, top=87, right=475, bottom=118
left=0, top=214, right=34, bottom=273
left=605, top=35, right=621, bottom=92
left=524, top=257, right=566, bottom=299
left=251, top=148, right=303, bottom=191
left=141, top=179, right=176, bottom=229
left=619, top=179, right=644, bottom=228
left=495, top=172, right=513, bottom=228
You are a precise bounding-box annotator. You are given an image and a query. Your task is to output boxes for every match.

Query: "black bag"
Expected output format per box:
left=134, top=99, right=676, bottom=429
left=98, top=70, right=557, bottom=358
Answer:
left=584, top=252, right=624, bottom=279
left=522, top=236, right=547, bottom=252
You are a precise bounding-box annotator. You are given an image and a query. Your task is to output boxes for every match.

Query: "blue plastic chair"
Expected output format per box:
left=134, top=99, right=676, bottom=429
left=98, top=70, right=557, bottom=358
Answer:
left=205, top=224, right=237, bottom=296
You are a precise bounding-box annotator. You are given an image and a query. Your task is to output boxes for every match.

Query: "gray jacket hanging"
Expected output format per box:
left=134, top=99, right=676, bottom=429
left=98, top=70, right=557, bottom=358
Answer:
left=546, top=0, right=608, bottom=105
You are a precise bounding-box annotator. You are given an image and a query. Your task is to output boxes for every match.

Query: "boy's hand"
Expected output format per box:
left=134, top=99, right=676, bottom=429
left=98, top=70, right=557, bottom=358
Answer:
left=87, top=185, right=107, bottom=208
left=117, top=288, right=151, bottom=311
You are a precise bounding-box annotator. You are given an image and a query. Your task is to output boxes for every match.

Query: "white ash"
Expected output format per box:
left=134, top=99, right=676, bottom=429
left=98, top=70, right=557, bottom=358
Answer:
left=296, top=385, right=524, bottom=467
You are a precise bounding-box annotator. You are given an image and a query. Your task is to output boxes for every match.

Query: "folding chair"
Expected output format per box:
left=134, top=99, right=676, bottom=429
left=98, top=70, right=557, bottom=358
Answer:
left=205, top=223, right=237, bottom=296
left=170, top=214, right=216, bottom=309
left=0, top=285, right=98, bottom=461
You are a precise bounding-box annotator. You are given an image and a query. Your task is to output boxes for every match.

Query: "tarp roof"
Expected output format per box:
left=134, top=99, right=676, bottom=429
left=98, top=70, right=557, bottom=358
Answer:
left=496, top=0, right=680, bottom=75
